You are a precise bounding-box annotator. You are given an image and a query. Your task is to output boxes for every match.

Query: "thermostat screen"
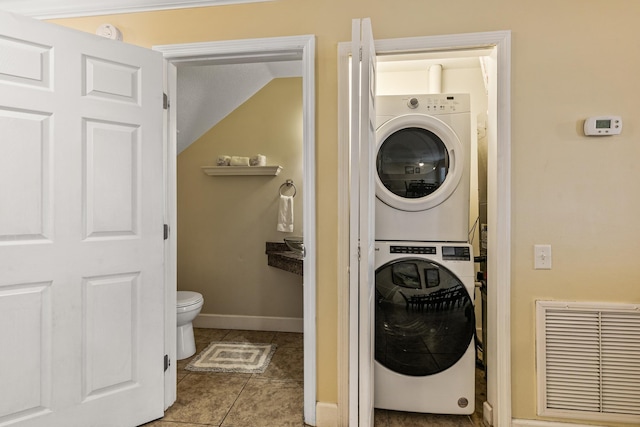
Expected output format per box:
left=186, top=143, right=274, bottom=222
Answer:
left=596, top=119, right=611, bottom=129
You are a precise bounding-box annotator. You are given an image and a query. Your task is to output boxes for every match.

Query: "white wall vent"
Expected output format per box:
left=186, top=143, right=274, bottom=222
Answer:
left=536, top=301, right=640, bottom=425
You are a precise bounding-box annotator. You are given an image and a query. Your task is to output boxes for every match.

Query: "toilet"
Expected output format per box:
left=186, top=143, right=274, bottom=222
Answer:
left=176, top=291, right=204, bottom=360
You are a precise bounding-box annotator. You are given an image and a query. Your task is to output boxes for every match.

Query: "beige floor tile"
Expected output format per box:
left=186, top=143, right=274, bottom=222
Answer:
left=176, top=369, right=189, bottom=382
left=221, top=378, right=304, bottom=427
left=385, top=410, right=473, bottom=427
left=254, top=346, right=303, bottom=381
left=162, top=372, right=249, bottom=425
left=374, top=408, right=389, bottom=427
left=222, top=329, right=277, bottom=344
left=194, top=328, right=231, bottom=346
left=469, top=411, right=485, bottom=427
left=272, top=331, right=304, bottom=348
left=151, top=328, right=486, bottom=427
left=141, top=421, right=209, bottom=427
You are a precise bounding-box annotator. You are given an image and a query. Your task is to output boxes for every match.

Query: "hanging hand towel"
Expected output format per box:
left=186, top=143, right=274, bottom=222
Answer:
left=277, top=195, right=294, bottom=232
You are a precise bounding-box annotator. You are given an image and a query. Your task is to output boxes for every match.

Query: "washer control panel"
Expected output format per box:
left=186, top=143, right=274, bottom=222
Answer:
left=390, top=245, right=436, bottom=255
left=442, top=246, right=471, bottom=261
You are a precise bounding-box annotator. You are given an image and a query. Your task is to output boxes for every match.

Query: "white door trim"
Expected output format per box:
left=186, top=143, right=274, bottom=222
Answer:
left=3, top=0, right=271, bottom=19
left=153, top=34, right=317, bottom=425
left=161, top=60, right=179, bottom=410
left=337, top=30, right=512, bottom=426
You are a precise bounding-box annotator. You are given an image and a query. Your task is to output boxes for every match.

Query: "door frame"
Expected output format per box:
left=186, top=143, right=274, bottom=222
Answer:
left=337, top=30, right=512, bottom=426
left=153, top=34, right=317, bottom=425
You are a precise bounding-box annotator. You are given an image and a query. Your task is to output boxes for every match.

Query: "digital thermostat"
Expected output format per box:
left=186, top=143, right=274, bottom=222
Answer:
left=584, top=116, right=622, bottom=136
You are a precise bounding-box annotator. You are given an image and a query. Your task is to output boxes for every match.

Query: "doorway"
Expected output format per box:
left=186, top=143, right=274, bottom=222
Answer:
left=337, top=29, right=512, bottom=426
left=154, top=35, right=317, bottom=425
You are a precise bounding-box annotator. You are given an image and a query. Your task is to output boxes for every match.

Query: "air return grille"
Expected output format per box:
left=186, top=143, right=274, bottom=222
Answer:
left=536, top=301, right=640, bottom=424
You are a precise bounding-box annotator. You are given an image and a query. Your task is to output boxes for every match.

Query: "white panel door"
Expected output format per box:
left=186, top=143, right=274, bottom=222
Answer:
left=0, top=10, right=165, bottom=427
left=350, top=17, right=377, bottom=427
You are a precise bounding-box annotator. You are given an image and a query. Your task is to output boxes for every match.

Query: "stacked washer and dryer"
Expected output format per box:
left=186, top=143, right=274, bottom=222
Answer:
left=373, top=94, right=476, bottom=414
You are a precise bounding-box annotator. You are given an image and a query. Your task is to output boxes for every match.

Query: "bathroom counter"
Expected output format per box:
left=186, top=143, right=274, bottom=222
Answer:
left=266, top=242, right=303, bottom=276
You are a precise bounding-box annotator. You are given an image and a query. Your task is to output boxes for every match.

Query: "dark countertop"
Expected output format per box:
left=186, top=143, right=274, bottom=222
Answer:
left=266, top=242, right=303, bottom=276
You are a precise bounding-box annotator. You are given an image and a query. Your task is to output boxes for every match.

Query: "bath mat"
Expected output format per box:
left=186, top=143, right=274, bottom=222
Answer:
left=185, top=341, right=277, bottom=374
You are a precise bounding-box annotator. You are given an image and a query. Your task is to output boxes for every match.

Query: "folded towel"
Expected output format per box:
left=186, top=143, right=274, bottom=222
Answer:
left=250, top=154, right=267, bottom=166
left=277, top=195, right=294, bottom=232
left=230, top=156, right=250, bottom=166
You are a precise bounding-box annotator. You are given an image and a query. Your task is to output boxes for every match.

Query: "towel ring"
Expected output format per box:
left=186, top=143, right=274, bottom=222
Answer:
left=279, top=179, right=297, bottom=197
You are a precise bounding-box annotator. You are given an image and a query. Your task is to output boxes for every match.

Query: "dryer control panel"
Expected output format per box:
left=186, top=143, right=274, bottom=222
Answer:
left=403, top=94, right=468, bottom=113
left=376, top=93, right=470, bottom=116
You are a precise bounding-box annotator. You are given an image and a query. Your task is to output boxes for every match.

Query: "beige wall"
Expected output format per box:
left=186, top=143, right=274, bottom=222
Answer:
left=177, top=78, right=303, bottom=318
left=52, top=1, right=640, bottom=423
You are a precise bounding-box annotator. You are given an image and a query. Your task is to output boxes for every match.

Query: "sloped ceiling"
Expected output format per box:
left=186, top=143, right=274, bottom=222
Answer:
left=176, top=60, right=301, bottom=154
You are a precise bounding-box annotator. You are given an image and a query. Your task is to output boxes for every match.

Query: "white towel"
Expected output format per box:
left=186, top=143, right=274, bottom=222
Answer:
left=277, top=195, right=294, bottom=232
left=230, top=156, right=250, bottom=166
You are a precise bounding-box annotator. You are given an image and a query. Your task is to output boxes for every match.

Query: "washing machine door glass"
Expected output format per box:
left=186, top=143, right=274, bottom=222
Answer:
left=375, top=258, right=474, bottom=376
left=375, top=114, right=464, bottom=212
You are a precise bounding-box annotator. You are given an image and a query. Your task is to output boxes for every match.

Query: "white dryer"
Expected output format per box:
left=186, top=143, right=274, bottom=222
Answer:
left=374, top=241, right=475, bottom=414
left=375, top=94, right=471, bottom=242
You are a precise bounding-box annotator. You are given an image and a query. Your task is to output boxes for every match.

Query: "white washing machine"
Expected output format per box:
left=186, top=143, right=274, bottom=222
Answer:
left=375, top=94, right=471, bottom=242
left=374, top=241, right=475, bottom=414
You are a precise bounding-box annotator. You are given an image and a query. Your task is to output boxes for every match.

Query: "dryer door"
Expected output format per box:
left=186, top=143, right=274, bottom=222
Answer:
left=375, top=257, right=474, bottom=376
left=375, top=114, right=464, bottom=212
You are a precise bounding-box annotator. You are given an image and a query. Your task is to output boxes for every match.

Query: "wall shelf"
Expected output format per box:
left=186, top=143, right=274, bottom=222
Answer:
left=201, top=165, right=283, bottom=176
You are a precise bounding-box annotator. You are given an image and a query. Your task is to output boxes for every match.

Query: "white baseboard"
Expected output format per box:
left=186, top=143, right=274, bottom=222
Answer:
left=193, top=313, right=303, bottom=333
left=315, top=402, right=338, bottom=427
left=512, top=419, right=607, bottom=427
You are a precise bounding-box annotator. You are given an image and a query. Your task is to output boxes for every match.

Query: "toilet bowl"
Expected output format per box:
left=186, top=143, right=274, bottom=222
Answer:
left=176, top=291, right=204, bottom=360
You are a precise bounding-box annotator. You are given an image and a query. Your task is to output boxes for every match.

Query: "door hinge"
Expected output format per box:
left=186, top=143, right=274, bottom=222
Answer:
left=164, top=354, right=170, bottom=372
left=359, top=47, right=362, bottom=61
left=163, top=92, right=169, bottom=110
left=358, top=245, right=361, bottom=261
left=164, top=224, right=169, bottom=240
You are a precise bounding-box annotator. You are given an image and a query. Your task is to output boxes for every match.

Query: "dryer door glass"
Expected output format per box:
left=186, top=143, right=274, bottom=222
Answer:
left=376, top=127, right=449, bottom=199
left=375, top=258, right=474, bottom=376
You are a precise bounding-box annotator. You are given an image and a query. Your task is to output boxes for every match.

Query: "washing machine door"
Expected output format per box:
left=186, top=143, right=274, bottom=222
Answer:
left=376, top=114, right=464, bottom=212
left=375, top=257, right=474, bottom=376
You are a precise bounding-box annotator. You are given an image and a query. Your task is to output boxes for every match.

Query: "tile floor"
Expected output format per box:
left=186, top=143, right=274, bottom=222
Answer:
left=142, top=328, right=486, bottom=427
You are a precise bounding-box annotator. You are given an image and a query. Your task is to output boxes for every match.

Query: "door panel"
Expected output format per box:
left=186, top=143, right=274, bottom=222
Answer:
left=83, top=56, right=141, bottom=103
left=0, top=109, right=52, bottom=241
left=0, top=282, right=52, bottom=422
left=0, top=10, right=164, bottom=427
left=82, top=272, right=139, bottom=399
left=83, top=119, right=139, bottom=238
left=350, top=17, right=377, bottom=427
left=0, top=36, right=52, bottom=88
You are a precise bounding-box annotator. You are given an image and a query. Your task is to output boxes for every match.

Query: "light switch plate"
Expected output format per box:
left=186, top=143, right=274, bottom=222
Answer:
left=534, top=244, right=552, bottom=269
